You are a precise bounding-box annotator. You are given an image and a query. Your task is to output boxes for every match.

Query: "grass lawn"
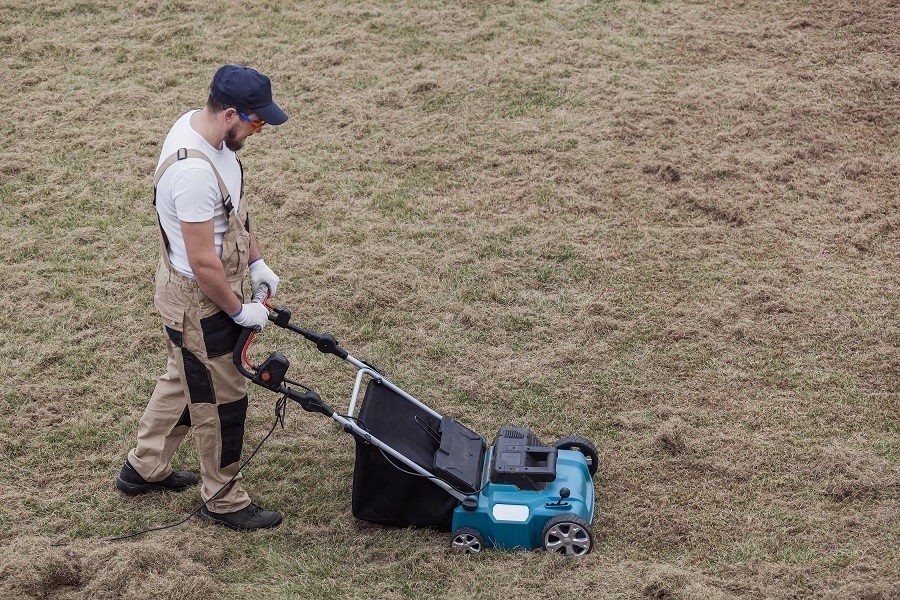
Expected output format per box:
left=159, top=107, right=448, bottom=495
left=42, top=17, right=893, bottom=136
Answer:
left=1, top=1, right=897, bottom=598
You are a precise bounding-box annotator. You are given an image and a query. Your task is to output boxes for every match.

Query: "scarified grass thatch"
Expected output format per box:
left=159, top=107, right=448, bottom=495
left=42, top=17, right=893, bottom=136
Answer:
left=1, top=0, right=898, bottom=598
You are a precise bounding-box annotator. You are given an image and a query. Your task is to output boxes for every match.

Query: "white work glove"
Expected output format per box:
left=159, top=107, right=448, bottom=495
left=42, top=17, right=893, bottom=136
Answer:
left=249, top=259, right=280, bottom=298
left=230, top=302, right=269, bottom=331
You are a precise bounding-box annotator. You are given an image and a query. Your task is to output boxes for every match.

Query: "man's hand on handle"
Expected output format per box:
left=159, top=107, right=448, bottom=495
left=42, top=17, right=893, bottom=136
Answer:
left=230, top=302, right=269, bottom=331
left=249, top=259, right=280, bottom=297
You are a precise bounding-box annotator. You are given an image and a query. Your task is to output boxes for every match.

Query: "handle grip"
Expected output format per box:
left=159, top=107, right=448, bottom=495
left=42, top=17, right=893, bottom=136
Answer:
left=233, top=327, right=256, bottom=375
left=232, top=284, right=271, bottom=372
left=252, top=283, right=271, bottom=306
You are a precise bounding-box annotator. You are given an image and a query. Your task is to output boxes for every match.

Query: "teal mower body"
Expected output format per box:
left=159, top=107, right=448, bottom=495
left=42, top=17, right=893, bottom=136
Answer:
left=451, top=445, right=596, bottom=554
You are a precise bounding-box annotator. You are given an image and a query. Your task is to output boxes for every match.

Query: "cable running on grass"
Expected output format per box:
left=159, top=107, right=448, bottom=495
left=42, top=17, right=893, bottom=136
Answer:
left=52, top=395, right=290, bottom=546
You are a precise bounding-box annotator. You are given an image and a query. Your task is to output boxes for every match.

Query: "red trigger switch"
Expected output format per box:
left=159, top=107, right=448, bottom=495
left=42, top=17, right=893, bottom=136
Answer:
left=255, top=352, right=289, bottom=389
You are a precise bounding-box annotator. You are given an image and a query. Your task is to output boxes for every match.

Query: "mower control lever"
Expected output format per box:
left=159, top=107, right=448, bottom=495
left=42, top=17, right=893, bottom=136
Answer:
left=249, top=285, right=352, bottom=361
left=285, top=388, right=334, bottom=418
left=266, top=314, right=350, bottom=360
left=269, top=305, right=292, bottom=327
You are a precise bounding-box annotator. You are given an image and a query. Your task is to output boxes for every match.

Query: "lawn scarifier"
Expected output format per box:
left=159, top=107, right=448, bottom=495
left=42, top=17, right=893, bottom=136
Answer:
left=236, top=285, right=598, bottom=555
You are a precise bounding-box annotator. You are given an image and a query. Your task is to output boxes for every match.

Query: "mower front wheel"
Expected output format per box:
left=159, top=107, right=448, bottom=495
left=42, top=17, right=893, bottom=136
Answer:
left=542, top=514, right=594, bottom=557
left=554, top=435, right=599, bottom=476
left=450, top=527, right=484, bottom=554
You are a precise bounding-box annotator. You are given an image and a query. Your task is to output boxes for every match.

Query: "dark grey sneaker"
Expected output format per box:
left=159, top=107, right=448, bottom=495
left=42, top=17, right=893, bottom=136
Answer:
left=199, top=503, right=283, bottom=531
left=115, top=460, right=199, bottom=495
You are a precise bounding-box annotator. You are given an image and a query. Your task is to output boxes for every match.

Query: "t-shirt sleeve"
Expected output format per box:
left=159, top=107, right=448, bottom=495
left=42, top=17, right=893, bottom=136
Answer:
left=169, top=166, right=220, bottom=223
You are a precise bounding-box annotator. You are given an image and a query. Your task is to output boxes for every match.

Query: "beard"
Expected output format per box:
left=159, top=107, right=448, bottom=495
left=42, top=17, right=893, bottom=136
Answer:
left=224, top=124, right=245, bottom=152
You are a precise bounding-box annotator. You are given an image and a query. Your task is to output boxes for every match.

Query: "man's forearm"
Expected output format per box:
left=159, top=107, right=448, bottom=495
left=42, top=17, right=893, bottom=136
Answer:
left=191, top=256, right=243, bottom=316
left=248, top=229, right=262, bottom=265
left=181, top=219, right=243, bottom=316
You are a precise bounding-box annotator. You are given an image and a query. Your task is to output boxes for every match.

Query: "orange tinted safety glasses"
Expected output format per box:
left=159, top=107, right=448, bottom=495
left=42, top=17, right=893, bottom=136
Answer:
left=239, top=111, right=266, bottom=131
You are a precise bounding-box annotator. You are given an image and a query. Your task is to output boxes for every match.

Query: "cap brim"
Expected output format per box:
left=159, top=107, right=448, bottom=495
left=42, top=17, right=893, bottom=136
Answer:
left=254, top=102, right=288, bottom=126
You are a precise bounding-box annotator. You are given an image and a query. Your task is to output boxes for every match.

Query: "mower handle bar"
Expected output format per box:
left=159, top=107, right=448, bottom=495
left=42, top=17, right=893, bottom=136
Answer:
left=231, top=285, right=334, bottom=415
left=230, top=285, right=468, bottom=502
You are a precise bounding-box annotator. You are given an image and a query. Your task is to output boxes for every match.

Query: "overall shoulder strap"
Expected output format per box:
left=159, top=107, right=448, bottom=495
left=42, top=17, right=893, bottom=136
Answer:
left=153, top=148, right=234, bottom=216
left=236, top=153, right=244, bottom=199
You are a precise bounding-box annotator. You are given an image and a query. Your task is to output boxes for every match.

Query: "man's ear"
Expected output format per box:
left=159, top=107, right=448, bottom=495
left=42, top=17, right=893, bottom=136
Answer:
left=222, top=107, right=238, bottom=124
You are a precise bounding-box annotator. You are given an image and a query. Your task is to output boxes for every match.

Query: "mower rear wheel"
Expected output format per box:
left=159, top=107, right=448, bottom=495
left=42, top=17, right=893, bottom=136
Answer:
left=450, top=527, right=484, bottom=554
left=542, top=514, right=594, bottom=557
left=554, top=435, right=599, bottom=476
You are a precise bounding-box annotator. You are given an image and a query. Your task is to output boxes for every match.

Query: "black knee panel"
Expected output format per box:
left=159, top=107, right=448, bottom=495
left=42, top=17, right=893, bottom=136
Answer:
left=182, top=348, right=215, bottom=404
left=218, top=396, right=249, bottom=468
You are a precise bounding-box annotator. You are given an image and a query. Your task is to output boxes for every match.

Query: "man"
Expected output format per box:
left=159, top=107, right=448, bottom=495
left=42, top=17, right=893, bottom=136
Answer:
left=116, top=65, right=287, bottom=531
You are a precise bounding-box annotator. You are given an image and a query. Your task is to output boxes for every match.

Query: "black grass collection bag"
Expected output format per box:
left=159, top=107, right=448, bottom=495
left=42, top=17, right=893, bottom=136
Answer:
left=351, top=380, right=456, bottom=530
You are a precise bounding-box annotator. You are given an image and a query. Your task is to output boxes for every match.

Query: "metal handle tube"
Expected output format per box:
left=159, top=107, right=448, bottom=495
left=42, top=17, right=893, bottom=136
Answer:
left=343, top=352, right=369, bottom=371
left=347, top=368, right=373, bottom=417
left=346, top=369, right=442, bottom=421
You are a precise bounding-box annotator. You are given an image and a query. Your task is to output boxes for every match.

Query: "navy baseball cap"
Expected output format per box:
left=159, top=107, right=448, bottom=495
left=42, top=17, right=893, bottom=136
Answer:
left=210, top=65, right=288, bottom=126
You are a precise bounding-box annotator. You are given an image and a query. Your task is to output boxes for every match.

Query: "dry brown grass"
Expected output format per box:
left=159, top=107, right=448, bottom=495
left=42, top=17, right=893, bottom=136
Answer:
left=1, top=0, right=898, bottom=598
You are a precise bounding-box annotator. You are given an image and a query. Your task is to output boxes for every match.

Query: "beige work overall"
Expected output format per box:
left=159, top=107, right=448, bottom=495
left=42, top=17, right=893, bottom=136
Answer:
left=128, top=148, right=251, bottom=513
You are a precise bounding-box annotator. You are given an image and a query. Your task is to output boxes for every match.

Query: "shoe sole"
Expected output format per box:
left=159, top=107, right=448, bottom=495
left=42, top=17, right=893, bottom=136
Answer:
left=199, top=509, right=283, bottom=531
left=115, top=476, right=196, bottom=496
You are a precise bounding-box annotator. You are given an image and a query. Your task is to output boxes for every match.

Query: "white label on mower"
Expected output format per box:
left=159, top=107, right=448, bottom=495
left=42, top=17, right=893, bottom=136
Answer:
left=492, top=504, right=530, bottom=522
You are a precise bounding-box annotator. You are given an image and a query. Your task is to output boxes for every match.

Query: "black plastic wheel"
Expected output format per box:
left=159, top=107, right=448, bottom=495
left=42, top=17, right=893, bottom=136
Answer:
left=542, top=514, right=594, bottom=557
left=554, top=435, right=599, bottom=476
left=450, top=527, right=484, bottom=554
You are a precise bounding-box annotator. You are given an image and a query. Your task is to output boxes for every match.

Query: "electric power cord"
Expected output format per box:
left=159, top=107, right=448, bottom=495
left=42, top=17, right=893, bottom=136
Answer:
left=52, top=395, right=289, bottom=546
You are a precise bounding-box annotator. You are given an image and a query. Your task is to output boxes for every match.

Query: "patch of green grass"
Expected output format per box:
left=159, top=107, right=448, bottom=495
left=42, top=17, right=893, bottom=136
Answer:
left=421, top=92, right=451, bottom=112
left=627, top=16, right=647, bottom=37
left=443, top=263, right=489, bottom=301
left=351, top=74, right=379, bottom=90
left=502, top=76, right=580, bottom=117
left=777, top=542, right=820, bottom=565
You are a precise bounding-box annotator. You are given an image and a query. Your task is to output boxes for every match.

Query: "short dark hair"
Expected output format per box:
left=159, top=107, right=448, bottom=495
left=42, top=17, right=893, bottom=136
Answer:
left=206, top=93, right=244, bottom=115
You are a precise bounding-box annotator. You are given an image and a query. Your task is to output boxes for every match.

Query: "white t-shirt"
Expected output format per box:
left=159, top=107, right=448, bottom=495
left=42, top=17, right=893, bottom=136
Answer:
left=154, top=110, right=243, bottom=279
